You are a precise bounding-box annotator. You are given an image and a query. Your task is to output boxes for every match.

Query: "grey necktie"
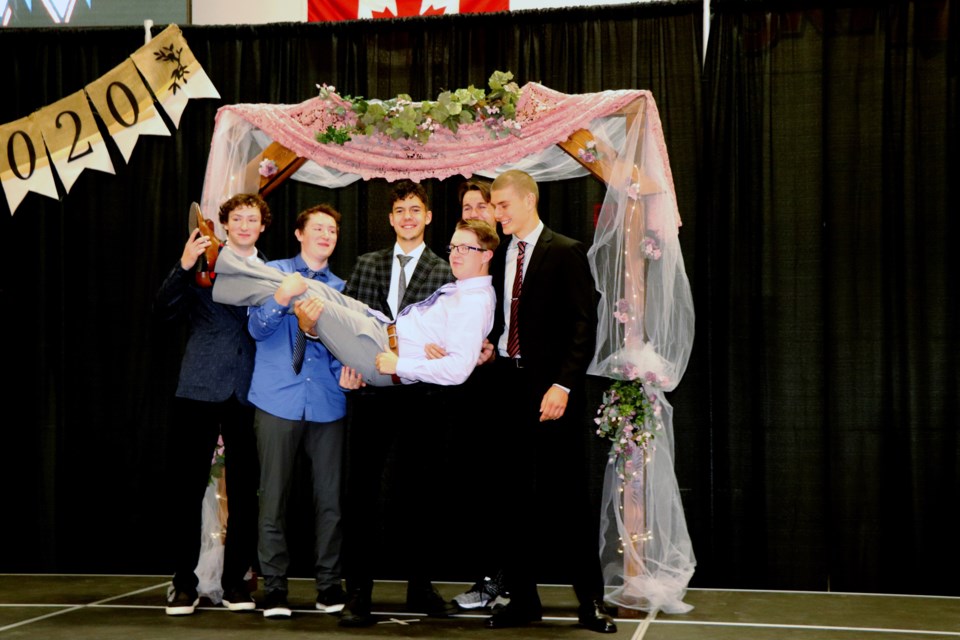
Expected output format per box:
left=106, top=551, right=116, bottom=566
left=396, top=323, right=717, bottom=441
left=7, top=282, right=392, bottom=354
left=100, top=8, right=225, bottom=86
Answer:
left=396, top=254, right=413, bottom=311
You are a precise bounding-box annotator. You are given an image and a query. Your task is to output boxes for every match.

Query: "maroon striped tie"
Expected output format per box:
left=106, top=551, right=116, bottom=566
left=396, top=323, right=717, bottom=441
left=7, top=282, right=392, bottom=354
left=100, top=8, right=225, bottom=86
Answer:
left=507, top=241, right=527, bottom=358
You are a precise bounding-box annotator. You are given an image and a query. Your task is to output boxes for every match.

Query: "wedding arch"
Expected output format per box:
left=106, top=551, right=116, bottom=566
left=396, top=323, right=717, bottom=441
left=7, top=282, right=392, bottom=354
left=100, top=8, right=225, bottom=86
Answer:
left=200, top=75, right=696, bottom=615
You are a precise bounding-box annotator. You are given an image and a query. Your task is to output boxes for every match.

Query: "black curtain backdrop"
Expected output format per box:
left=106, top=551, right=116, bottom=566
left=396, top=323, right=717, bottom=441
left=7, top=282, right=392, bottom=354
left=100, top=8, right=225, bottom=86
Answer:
left=0, top=0, right=956, bottom=596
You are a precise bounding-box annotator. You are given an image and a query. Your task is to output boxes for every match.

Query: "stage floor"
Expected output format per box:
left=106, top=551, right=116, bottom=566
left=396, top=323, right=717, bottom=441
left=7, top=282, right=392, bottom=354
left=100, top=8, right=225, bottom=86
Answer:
left=0, top=575, right=958, bottom=639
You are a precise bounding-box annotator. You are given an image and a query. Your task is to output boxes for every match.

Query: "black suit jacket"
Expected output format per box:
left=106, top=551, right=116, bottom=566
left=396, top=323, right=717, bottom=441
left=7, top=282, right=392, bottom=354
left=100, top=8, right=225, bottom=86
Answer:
left=490, top=226, right=597, bottom=395
left=343, top=246, right=453, bottom=319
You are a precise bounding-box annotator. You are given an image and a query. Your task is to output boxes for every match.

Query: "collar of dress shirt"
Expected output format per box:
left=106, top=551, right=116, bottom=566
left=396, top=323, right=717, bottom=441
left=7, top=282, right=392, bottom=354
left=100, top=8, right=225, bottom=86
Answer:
left=393, top=242, right=426, bottom=261
left=455, top=275, right=493, bottom=291
left=512, top=220, right=545, bottom=250
left=293, top=253, right=329, bottom=278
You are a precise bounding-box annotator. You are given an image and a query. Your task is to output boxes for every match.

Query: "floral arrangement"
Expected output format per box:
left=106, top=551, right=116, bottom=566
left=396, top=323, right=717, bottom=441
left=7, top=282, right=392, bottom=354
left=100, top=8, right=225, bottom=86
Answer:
left=258, top=158, right=278, bottom=178
left=641, top=231, right=662, bottom=260
left=595, top=373, right=668, bottom=479
left=209, top=434, right=225, bottom=486
left=315, top=70, right=522, bottom=145
left=577, top=140, right=604, bottom=164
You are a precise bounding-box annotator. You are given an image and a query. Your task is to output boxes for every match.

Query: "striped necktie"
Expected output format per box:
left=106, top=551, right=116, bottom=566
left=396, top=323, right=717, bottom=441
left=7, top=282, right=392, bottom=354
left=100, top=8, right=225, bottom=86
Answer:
left=507, top=241, right=527, bottom=358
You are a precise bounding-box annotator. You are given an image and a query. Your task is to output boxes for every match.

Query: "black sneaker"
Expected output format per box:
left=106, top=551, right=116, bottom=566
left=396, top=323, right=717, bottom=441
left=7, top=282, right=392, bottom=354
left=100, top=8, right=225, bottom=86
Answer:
left=452, top=576, right=501, bottom=610
left=222, top=585, right=256, bottom=612
left=316, top=584, right=347, bottom=613
left=339, top=589, right=375, bottom=627
left=165, top=585, right=199, bottom=616
left=406, top=583, right=458, bottom=618
left=262, top=590, right=292, bottom=619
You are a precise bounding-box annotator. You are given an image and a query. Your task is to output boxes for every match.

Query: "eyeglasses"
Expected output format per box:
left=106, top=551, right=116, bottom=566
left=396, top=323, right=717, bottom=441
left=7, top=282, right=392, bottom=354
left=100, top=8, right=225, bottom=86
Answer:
left=446, top=244, right=485, bottom=255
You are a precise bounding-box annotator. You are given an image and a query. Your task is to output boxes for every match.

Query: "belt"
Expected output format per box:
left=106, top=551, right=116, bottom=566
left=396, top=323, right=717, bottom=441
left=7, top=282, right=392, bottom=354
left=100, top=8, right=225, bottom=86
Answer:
left=498, top=356, right=524, bottom=369
left=386, top=324, right=399, bottom=355
left=386, top=324, right=401, bottom=384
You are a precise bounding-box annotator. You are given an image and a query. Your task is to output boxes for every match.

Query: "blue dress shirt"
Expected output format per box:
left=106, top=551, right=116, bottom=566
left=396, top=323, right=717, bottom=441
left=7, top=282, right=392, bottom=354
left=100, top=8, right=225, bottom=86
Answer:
left=247, top=254, right=347, bottom=422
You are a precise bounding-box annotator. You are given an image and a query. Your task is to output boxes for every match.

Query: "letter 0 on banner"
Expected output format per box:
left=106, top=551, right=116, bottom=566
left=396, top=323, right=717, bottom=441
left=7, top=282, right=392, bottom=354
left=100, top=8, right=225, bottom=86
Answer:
left=0, top=115, right=59, bottom=214
left=85, top=58, right=170, bottom=163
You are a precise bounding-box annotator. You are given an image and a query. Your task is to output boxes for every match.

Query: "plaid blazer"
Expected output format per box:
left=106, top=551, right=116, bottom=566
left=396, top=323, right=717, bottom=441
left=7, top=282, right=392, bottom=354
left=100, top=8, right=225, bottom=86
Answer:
left=343, top=246, right=453, bottom=321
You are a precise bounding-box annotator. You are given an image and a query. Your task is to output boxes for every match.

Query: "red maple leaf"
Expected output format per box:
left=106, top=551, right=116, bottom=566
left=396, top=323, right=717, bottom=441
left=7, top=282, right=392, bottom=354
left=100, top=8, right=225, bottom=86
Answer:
left=371, top=0, right=447, bottom=18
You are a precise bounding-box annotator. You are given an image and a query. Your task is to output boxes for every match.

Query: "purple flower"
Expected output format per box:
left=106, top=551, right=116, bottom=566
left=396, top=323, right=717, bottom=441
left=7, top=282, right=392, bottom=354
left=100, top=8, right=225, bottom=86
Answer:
left=578, top=148, right=596, bottom=164
left=258, top=159, right=278, bottom=178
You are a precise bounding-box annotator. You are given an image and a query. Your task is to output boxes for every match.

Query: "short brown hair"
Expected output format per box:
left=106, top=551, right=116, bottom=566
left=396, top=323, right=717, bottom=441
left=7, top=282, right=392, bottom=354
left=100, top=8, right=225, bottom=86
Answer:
left=219, top=193, right=273, bottom=230
left=390, top=179, right=430, bottom=210
left=458, top=179, right=491, bottom=205
left=491, top=169, right=539, bottom=206
left=296, top=204, right=342, bottom=232
left=456, top=218, right=500, bottom=252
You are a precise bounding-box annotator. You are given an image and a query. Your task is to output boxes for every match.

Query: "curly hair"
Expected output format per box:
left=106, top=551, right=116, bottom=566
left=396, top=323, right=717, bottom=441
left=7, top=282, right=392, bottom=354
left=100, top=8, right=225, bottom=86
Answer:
left=218, top=193, right=273, bottom=230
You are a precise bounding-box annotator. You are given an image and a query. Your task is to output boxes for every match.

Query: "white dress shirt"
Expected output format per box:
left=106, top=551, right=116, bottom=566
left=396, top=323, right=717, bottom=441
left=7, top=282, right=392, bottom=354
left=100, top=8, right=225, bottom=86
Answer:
left=395, top=275, right=495, bottom=386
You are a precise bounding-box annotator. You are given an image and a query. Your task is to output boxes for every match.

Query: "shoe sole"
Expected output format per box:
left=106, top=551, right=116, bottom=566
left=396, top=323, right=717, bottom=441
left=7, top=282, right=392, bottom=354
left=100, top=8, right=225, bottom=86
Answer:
left=165, top=599, right=199, bottom=616
left=453, top=599, right=490, bottom=610
left=223, top=600, right=256, bottom=611
left=263, top=607, right=292, bottom=619
left=316, top=602, right=345, bottom=613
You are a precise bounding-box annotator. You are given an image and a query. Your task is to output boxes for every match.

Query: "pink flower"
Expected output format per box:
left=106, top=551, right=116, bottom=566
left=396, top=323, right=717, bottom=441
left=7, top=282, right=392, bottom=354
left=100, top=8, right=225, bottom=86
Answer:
left=626, top=182, right=641, bottom=200
left=578, top=148, right=596, bottom=164
left=642, top=236, right=662, bottom=260
left=258, top=159, right=278, bottom=179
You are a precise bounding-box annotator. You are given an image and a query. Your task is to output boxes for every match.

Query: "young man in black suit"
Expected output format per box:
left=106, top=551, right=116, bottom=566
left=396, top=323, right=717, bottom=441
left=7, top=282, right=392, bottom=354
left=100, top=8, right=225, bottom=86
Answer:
left=339, top=180, right=458, bottom=627
left=484, top=170, right=616, bottom=634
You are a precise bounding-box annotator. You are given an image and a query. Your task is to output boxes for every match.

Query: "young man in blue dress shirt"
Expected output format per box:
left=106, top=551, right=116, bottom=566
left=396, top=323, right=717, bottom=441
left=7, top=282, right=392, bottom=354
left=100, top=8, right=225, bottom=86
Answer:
left=245, top=204, right=362, bottom=619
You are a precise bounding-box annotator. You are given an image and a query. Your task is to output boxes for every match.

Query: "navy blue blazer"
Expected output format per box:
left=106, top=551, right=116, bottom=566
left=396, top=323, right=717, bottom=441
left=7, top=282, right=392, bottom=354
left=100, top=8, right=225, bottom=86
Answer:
left=155, top=259, right=261, bottom=404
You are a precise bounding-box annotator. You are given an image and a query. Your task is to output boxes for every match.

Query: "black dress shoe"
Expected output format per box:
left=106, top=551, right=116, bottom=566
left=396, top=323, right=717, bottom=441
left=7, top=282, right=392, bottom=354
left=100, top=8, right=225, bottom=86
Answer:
left=338, top=590, right=375, bottom=627
left=485, top=602, right=543, bottom=628
left=577, top=599, right=617, bottom=634
left=405, top=583, right=458, bottom=618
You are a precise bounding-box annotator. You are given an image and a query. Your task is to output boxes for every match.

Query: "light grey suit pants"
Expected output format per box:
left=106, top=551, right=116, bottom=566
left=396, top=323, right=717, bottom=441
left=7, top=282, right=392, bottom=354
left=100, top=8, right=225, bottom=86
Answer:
left=213, top=248, right=396, bottom=386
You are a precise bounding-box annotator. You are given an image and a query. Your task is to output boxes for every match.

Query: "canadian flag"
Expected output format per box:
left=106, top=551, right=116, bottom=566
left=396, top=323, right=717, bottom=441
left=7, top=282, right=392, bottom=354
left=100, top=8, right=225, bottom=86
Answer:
left=309, top=0, right=510, bottom=21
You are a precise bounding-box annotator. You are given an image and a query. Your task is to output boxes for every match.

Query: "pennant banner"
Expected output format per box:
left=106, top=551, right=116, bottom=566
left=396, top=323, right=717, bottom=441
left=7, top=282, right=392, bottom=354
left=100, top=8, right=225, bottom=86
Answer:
left=131, top=24, right=220, bottom=129
left=0, top=24, right=217, bottom=215
left=85, top=58, right=171, bottom=164
left=0, top=114, right=59, bottom=214
left=37, top=90, right=116, bottom=194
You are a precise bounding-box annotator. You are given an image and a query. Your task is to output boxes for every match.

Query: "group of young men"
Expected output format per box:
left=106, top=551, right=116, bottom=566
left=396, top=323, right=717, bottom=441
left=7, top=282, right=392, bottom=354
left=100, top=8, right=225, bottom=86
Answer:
left=155, top=170, right=618, bottom=634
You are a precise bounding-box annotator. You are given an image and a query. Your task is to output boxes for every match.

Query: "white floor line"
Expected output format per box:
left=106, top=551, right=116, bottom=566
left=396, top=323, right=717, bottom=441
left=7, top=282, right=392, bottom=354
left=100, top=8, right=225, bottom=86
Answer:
left=630, top=609, right=657, bottom=640
left=0, top=581, right=170, bottom=633
left=654, top=619, right=960, bottom=637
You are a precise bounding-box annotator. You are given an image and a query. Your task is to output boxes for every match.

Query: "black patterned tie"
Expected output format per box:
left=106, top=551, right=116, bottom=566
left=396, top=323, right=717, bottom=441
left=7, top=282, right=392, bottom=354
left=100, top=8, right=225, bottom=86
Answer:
left=507, top=241, right=527, bottom=358
left=292, top=268, right=328, bottom=374
left=396, top=254, right=413, bottom=311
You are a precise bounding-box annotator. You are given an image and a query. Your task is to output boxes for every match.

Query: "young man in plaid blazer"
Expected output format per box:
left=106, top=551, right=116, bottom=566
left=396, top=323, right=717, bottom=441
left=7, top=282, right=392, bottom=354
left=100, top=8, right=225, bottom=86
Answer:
left=339, top=180, right=457, bottom=627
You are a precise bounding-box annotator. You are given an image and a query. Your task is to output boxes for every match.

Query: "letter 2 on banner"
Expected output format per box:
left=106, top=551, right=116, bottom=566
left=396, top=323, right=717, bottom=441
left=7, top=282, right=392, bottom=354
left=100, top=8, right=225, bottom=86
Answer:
left=0, top=114, right=59, bottom=214
left=37, top=90, right=116, bottom=194
left=131, top=24, right=220, bottom=128
left=85, top=58, right=170, bottom=163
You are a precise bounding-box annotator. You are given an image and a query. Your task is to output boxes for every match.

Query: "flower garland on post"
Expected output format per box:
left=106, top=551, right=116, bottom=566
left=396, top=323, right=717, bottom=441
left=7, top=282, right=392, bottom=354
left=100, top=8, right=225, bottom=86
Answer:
left=595, top=372, right=668, bottom=482
left=315, top=71, right=522, bottom=145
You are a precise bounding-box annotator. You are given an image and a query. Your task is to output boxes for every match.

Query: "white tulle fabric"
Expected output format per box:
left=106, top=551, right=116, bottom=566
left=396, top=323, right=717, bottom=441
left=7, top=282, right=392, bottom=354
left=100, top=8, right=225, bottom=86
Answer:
left=194, top=475, right=227, bottom=604
left=198, top=84, right=695, bottom=613
left=587, top=102, right=696, bottom=614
